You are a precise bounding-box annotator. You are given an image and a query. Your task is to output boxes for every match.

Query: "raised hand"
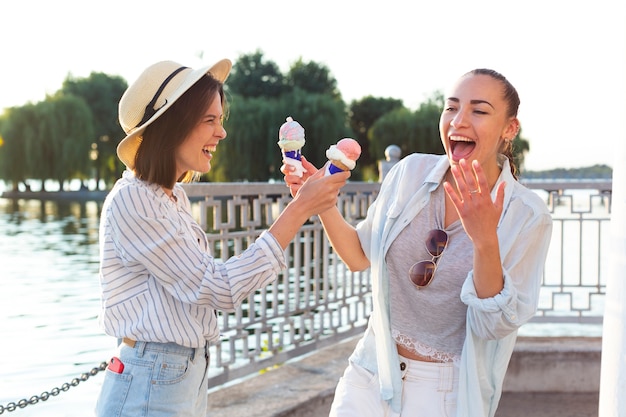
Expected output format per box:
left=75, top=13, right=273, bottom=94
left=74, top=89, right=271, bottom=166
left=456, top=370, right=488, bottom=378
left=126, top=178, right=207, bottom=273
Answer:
left=443, top=158, right=505, bottom=242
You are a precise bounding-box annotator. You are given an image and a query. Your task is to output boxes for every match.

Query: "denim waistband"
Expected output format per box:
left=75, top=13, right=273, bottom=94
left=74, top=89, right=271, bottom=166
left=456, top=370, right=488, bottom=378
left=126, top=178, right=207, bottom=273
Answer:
left=119, top=338, right=207, bottom=361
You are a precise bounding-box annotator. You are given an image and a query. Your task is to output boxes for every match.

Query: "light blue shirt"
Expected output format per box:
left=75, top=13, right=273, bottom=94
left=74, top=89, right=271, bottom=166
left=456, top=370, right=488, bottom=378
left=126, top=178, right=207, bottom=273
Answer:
left=351, top=153, right=553, bottom=416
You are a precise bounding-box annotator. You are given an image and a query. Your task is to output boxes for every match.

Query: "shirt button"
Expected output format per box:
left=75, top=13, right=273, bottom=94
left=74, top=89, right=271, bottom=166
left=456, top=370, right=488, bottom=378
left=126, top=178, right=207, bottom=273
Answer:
left=400, top=362, right=406, bottom=371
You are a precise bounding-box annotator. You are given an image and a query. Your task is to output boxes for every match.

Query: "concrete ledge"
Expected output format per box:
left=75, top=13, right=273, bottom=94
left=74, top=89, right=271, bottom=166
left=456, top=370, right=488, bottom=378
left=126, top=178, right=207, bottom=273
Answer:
left=206, top=336, right=601, bottom=417
left=503, top=336, right=601, bottom=392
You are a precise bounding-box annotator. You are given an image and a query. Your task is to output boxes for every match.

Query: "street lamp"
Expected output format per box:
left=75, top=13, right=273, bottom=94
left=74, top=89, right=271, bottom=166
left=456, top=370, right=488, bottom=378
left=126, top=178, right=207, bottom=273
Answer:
left=90, top=142, right=99, bottom=191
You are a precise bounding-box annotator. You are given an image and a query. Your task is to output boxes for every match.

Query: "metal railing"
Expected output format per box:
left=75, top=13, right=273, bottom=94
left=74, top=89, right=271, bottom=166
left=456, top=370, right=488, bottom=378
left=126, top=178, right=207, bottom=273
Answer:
left=523, top=180, right=611, bottom=324
left=181, top=179, right=611, bottom=387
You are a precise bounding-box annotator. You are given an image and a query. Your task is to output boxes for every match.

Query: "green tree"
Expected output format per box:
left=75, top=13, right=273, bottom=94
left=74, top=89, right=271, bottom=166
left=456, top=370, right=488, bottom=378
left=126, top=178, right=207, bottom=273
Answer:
left=0, top=97, right=93, bottom=191
left=27, top=97, right=94, bottom=190
left=349, top=96, right=404, bottom=170
left=49, top=96, right=94, bottom=189
left=210, top=89, right=351, bottom=182
left=286, top=58, right=339, bottom=98
left=411, top=92, right=445, bottom=155
left=59, top=72, right=127, bottom=188
left=369, top=92, right=445, bottom=162
left=207, top=52, right=353, bottom=182
left=0, top=104, right=37, bottom=191
left=226, top=50, right=286, bottom=98
left=512, top=129, right=530, bottom=174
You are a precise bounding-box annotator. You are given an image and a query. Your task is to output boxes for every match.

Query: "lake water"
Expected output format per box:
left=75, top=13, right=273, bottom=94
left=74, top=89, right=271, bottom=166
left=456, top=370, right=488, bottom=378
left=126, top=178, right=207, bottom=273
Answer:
left=0, top=198, right=110, bottom=416
left=0, top=188, right=606, bottom=416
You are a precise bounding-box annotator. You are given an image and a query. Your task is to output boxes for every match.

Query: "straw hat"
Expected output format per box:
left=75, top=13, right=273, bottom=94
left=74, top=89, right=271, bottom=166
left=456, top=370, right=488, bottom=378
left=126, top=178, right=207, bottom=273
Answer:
left=117, top=59, right=232, bottom=169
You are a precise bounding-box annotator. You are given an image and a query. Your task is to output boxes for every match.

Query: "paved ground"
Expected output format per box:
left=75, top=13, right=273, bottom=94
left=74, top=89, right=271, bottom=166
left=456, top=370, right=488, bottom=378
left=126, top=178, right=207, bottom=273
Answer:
left=303, top=392, right=599, bottom=417
left=207, top=336, right=601, bottom=417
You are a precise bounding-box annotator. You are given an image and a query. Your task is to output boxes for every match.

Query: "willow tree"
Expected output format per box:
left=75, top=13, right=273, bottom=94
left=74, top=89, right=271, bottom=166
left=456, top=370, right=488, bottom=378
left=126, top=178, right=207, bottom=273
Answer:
left=45, top=95, right=95, bottom=189
left=60, top=72, right=127, bottom=187
left=26, top=96, right=94, bottom=190
left=0, top=104, right=37, bottom=191
left=209, top=52, right=353, bottom=182
left=211, top=89, right=351, bottom=182
left=349, top=96, right=404, bottom=170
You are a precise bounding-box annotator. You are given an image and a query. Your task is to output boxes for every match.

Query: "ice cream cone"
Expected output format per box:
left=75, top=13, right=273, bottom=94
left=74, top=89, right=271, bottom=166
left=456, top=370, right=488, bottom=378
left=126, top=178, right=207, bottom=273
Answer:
left=325, top=138, right=361, bottom=176
left=278, top=117, right=306, bottom=177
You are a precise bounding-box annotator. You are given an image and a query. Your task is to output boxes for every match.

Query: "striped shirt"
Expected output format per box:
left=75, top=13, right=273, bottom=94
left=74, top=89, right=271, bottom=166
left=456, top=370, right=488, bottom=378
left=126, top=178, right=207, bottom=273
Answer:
left=98, top=170, right=286, bottom=348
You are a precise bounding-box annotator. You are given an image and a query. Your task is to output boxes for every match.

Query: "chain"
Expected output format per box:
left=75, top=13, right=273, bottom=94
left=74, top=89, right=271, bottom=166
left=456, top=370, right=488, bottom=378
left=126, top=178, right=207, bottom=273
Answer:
left=0, top=361, right=108, bottom=414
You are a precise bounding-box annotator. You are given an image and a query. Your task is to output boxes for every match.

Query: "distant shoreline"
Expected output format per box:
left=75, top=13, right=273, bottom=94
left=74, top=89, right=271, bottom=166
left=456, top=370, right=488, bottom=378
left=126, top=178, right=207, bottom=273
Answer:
left=0, top=189, right=109, bottom=201
left=0, top=177, right=613, bottom=202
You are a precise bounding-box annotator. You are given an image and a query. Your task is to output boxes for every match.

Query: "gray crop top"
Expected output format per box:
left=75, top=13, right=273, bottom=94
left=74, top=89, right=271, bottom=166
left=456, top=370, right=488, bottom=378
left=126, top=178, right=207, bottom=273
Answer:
left=386, top=184, right=474, bottom=362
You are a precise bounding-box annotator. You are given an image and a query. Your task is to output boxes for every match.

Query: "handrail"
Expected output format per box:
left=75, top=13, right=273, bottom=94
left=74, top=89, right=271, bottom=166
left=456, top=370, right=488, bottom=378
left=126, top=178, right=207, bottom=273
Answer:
left=181, top=179, right=611, bottom=387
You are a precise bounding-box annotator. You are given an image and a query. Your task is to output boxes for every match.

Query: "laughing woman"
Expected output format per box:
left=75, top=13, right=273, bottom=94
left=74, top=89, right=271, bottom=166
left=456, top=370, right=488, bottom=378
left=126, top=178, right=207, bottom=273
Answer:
left=95, top=58, right=350, bottom=417
left=284, top=69, right=553, bottom=417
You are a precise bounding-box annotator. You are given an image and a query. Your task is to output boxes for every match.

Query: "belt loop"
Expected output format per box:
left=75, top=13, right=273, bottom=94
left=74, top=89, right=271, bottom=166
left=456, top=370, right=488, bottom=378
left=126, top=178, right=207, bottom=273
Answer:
left=136, top=341, right=147, bottom=358
left=438, top=363, right=453, bottom=392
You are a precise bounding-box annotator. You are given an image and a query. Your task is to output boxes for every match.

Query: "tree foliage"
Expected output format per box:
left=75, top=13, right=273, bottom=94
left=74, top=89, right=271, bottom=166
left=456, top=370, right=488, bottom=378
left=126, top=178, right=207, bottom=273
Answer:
left=369, top=91, right=445, bottom=161
left=286, top=58, right=339, bottom=98
left=36, top=96, right=94, bottom=189
left=59, top=72, right=127, bottom=187
left=0, top=96, right=93, bottom=190
left=209, top=89, right=350, bottom=182
left=512, top=130, right=530, bottom=173
left=349, top=96, right=404, bottom=166
left=208, top=51, right=352, bottom=182
left=0, top=50, right=539, bottom=189
left=0, top=105, right=36, bottom=190
left=226, top=50, right=286, bottom=98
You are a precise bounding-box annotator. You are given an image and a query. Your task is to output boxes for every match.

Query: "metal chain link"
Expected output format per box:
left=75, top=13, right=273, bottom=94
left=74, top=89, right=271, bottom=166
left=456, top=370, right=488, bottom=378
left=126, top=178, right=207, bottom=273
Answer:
left=0, top=361, right=108, bottom=414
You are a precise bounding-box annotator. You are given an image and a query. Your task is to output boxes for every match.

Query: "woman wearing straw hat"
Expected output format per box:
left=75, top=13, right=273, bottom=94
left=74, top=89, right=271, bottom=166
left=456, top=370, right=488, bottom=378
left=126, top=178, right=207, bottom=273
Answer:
left=95, top=59, right=350, bottom=417
left=284, top=69, right=553, bottom=417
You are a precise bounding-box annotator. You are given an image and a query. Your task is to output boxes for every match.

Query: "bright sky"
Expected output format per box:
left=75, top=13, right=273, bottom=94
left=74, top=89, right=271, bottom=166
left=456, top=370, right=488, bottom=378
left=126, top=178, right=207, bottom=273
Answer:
left=1, top=0, right=624, bottom=171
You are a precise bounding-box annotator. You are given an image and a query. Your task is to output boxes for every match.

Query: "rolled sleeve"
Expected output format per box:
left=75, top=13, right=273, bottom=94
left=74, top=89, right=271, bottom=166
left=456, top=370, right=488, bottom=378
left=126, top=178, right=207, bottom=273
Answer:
left=462, top=210, right=553, bottom=340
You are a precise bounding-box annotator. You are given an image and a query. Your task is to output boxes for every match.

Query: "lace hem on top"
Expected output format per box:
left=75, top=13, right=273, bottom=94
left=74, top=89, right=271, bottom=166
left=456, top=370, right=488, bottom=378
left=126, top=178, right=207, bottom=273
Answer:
left=393, top=329, right=460, bottom=363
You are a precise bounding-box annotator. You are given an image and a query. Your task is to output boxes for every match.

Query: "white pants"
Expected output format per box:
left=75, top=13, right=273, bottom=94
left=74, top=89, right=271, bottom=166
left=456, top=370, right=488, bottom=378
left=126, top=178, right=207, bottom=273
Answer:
left=329, top=356, right=459, bottom=417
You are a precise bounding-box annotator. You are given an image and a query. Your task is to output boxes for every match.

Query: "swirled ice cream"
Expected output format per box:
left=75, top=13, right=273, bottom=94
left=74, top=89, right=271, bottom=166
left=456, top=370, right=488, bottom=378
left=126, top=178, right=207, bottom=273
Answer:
left=278, top=117, right=306, bottom=177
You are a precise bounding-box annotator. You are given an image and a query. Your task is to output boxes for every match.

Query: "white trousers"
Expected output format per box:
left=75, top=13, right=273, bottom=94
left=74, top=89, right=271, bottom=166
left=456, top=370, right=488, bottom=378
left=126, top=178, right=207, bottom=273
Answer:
left=329, top=356, right=459, bottom=417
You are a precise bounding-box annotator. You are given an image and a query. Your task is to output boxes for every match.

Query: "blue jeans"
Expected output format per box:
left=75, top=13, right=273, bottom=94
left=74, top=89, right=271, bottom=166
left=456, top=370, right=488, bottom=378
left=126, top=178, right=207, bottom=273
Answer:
left=95, top=340, right=209, bottom=417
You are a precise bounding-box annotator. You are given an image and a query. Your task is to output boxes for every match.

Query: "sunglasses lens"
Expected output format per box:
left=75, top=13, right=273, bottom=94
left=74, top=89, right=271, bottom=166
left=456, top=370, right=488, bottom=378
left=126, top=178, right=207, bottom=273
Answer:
left=426, top=229, right=448, bottom=257
left=409, top=261, right=436, bottom=288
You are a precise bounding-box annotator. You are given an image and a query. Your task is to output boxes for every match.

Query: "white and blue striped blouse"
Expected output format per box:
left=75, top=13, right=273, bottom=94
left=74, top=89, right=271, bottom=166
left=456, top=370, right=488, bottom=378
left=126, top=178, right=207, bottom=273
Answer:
left=98, top=170, right=286, bottom=348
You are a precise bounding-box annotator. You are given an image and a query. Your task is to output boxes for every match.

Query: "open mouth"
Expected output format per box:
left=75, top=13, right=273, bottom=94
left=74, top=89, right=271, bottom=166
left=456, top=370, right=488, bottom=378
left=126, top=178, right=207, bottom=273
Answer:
left=449, top=136, right=476, bottom=161
left=202, top=146, right=214, bottom=157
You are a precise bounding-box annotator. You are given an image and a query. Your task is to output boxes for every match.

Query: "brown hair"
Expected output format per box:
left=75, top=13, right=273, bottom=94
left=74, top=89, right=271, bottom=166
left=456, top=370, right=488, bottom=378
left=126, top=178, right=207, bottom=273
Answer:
left=464, top=68, right=520, bottom=179
left=134, top=74, right=227, bottom=188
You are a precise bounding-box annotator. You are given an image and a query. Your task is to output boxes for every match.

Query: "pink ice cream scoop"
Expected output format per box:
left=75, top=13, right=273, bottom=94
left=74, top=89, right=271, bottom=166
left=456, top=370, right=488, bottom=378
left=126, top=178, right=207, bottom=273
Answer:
left=325, top=138, right=361, bottom=175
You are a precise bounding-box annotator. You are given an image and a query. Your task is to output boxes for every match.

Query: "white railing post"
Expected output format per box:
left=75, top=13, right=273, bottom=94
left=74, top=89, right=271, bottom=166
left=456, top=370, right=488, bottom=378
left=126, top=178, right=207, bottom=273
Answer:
left=599, top=69, right=626, bottom=416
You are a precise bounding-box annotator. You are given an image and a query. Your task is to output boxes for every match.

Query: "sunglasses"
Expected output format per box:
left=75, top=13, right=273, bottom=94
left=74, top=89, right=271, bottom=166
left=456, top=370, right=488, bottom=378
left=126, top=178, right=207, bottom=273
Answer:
left=408, top=229, right=449, bottom=289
